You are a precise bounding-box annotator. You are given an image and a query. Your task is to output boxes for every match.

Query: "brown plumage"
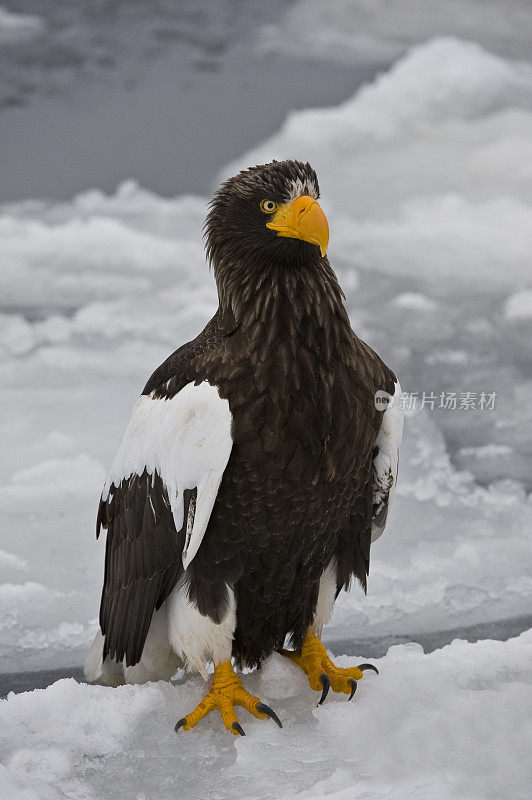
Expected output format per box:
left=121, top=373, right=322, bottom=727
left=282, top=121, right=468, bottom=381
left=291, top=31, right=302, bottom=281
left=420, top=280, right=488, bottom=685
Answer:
left=97, top=160, right=397, bottom=671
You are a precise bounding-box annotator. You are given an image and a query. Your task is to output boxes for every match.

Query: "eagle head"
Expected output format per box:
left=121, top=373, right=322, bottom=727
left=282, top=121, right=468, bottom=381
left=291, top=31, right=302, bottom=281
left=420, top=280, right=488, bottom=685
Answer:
left=204, top=160, right=329, bottom=277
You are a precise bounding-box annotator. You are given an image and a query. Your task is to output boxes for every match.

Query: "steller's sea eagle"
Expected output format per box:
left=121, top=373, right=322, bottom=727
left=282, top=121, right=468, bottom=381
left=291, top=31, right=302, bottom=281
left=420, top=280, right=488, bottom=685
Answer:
left=85, top=160, right=403, bottom=735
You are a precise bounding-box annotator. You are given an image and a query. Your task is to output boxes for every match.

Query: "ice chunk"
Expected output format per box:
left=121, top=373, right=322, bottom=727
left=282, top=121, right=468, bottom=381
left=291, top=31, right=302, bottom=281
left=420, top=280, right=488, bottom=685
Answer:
left=258, top=0, right=532, bottom=64
left=0, top=7, right=44, bottom=44
left=0, top=182, right=207, bottom=311
left=454, top=444, right=530, bottom=485
left=504, top=289, right=532, bottom=319
left=0, top=550, right=27, bottom=571
left=393, top=292, right=438, bottom=311
left=223, top=39, right=532, bottom=285
left=0, top=315, right=36, bottom=357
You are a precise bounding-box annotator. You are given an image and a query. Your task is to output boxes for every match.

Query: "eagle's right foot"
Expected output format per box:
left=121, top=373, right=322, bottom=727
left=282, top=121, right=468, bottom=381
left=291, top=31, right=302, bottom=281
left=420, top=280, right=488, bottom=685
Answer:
left=175, top=660, right=282, bottom=736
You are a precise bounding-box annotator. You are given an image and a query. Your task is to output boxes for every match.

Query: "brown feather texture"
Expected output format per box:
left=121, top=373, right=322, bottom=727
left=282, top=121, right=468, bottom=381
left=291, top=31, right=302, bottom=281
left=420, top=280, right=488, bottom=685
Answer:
left=97, top=160, right=397, bottom=669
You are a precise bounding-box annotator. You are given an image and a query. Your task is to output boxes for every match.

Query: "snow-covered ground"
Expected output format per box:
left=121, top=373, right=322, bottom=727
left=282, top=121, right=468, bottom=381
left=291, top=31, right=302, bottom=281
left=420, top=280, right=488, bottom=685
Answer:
left=1, top=10, right=531, bottom=798
left=1, top=35, right=530, bottom=674
left=2, top=632, right=532, bottom=800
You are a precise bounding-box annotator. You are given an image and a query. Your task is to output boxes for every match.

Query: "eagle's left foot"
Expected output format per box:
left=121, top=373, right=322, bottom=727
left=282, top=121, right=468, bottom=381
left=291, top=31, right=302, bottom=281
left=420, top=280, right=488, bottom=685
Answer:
left=175, top=660, right=282, bottom=735
left=283, top=629, right=378, bottom=704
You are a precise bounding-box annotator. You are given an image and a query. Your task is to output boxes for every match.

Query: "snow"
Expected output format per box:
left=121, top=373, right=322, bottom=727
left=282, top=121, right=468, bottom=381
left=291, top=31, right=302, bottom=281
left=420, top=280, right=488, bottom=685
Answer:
left=393, top=293, right=438, bottom=311
left=258, top=0, right=532, bottom=64
left=1, top=632, right=531, bottom=799
left=1, top=14, right=532, bottom=797
left=329, top=411, right=532, bottom=643
left=0, top=0, right=267, bottom=110
left=1, top=36, right=531, bottom=675
left=0, top=7, right=44, bottom=45
left=0, top=184, right=206, bottom=310
left=223, top=38, right=532, bottom=286
left=504, top=289, right=532, bottom=319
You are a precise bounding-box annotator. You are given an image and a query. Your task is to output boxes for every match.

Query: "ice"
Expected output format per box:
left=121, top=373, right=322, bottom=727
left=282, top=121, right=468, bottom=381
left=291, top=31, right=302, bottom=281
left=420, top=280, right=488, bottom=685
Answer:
left=454, top=444, right=530, bottom=486
left=223, top=38, right=532, bottom=285
left=1, top=632, right=531, bottom=799
left=392, top=293, right=438, bottom=312
left=0, top=315, right=36, bottom=358
left=258, top=0, right=532, bottom=64
left=1, top=36, right=531, bottom=674
left=328, top=410, right=532, bottom=644
left=0, top=453, right=105, bottom=672
left=504, top=289, right=532, bottom=319
left=1, top=12, right=532, bottom=796
left=0, top=183, right=207, bottom=310
left=0, top=7, right=44, bottom=45
left=0, top=182, right=217, bottom=673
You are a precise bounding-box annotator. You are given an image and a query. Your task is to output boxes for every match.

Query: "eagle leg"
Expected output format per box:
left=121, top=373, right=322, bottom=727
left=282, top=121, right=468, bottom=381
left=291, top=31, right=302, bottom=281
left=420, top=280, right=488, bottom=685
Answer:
left=175, top=660, right=282, bottom=736
left=283, top=629, right=377, bottom=701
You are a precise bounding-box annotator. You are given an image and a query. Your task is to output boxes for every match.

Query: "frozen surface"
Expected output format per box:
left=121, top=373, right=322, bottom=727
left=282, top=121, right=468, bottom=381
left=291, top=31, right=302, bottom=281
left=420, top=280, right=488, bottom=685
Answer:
left=0, top=0, right=292, bottom=111
left=1, top=14, right=532, bottom=797
left=1, top=37, right=531, bottom=675
left=1, top=632, right=531, bottom=799
left=223, top=38, right=532, bottom=285
left=0, top=6, right=44, bottom=45
left=0, top=0, right=373, bottom=203
left=259, top=0, right=532, bottom=64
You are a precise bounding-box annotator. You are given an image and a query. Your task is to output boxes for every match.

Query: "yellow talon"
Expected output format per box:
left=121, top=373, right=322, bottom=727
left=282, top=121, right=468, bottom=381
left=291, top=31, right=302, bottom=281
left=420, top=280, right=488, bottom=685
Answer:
left=175, top=660, right=282, bottom=735
left=283, top=629, right=369, bottom=701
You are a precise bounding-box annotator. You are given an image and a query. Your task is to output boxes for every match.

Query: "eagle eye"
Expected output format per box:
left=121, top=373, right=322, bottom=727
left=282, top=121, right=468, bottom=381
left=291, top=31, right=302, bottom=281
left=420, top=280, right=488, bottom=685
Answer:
left=260, top=199, right=278, bottom=214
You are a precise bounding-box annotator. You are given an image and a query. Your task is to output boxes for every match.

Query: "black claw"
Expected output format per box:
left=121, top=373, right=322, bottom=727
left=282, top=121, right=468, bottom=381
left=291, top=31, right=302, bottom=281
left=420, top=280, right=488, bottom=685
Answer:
left=175, top=718, right=187, bottom=732
left=348, top=679, right=357, bottom=701
left=256, top=702, right=283, bottom=728
left=232, top=721, right=246, bottom=736
left=318, top=673, right=330, bottom=705
left=357, top=663, right=379, bottom=675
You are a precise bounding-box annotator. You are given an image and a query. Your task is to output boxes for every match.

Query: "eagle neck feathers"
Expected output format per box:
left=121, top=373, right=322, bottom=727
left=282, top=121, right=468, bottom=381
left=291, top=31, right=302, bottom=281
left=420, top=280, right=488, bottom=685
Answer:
left=218, top=257, right=355, bottom=368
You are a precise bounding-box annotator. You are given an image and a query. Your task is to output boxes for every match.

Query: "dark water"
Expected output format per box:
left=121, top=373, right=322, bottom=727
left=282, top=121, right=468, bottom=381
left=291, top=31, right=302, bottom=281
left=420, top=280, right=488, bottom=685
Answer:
left=325, top=614, right=532, bottom=663
left=2, top=614, right=530, bottom=699
left=0, top=0, right=385, bottom=201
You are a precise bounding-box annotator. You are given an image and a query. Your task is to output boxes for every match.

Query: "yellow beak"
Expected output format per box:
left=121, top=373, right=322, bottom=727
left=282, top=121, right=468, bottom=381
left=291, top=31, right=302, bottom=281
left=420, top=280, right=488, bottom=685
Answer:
left=266, top=195, right=329, bottom=257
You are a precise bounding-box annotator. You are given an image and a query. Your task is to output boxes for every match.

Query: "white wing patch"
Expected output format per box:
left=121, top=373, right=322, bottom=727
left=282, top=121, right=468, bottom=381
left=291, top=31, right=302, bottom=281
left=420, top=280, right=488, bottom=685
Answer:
left=372, top=380, right=404, bottom=543
left=102, top=380, right=233, bottom=569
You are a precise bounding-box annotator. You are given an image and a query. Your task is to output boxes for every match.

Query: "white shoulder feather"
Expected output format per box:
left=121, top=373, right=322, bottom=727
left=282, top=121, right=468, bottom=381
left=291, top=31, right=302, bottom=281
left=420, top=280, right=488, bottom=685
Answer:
left=372, top=380, right=403, bottom=542
left=102, top=380, right=233, bottom=569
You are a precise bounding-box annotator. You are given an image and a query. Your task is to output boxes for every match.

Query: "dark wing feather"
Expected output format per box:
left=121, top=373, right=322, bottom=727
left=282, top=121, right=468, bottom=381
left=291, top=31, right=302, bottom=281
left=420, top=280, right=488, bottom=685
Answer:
left=335, top=335, right=397, bottom=594
left=97, top=319, right=223, bottom=667
left=98, top=470, right=193, bottom=666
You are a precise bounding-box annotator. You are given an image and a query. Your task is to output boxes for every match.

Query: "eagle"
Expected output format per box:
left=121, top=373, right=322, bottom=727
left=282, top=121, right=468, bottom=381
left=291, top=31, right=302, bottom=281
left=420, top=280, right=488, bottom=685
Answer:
left=85, top=159, right=403, bottom=736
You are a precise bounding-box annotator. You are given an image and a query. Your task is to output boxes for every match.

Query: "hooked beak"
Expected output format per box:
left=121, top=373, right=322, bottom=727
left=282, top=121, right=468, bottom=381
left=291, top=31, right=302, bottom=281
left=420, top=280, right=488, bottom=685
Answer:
left=266, top=195, right=329, bottom=257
